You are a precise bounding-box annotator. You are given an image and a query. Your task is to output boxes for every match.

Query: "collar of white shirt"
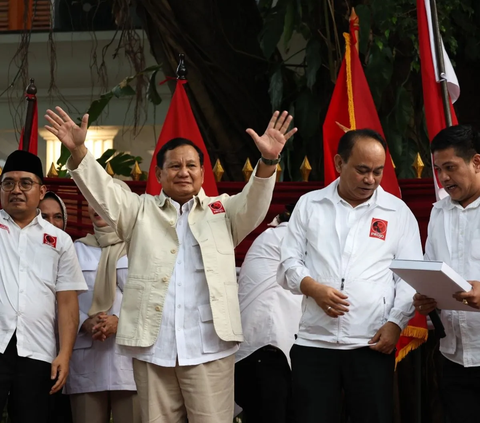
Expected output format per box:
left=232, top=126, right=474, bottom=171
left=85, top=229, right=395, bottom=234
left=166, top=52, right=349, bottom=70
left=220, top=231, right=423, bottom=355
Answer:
left=434, top=193, right=480, bottom=211
left=312, top=178, right=398, bottom=211
left=1, top=208, right=50, bottom=229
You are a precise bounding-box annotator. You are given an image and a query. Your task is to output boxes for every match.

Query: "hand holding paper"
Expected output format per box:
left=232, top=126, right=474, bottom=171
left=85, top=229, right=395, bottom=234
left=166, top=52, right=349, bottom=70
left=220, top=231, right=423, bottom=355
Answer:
left=413, top=293, right=437, bottom=315
left=390, top=260, right=480, bottom=312
left=453, top=280, right=480, bottom=309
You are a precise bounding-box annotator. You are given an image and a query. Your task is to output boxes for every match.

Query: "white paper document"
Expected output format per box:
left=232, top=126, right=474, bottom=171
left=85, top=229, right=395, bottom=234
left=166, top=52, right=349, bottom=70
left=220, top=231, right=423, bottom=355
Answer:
left=390, top=259, right=479, bottom=312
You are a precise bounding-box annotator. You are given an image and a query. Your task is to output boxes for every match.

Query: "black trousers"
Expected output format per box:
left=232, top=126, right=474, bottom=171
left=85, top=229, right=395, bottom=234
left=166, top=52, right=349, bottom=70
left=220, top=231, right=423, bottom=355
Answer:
left=0, top=333, right=53, bottom=423
left=235, top=345, right=294, bottom=423
left=442, top=358, right=480, bottom=423
left=290, top=344, right=395, bottom=423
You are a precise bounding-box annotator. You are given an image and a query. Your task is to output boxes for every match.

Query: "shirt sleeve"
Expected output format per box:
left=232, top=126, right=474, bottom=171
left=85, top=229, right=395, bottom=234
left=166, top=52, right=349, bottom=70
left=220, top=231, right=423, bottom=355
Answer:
left=387, top=207, right=423, bottom=329
left=56, top=236, right=88, bottom=293
left=277, top=196, right=312, bottom=295
left=224, top=162, right=276, bottom=246
left=67, top=150, right=142, bottom=242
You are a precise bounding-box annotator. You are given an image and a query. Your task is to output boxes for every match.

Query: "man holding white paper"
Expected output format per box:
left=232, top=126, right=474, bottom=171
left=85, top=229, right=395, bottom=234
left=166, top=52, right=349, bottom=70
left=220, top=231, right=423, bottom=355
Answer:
left=278, top=129, right=423, bottom=423
left=413, top=125, right=480, bottom=423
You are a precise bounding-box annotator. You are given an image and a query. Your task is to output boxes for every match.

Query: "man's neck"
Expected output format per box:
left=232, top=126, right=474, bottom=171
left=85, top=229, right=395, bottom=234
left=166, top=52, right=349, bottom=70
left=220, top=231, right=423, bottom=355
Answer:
left=9, top=211, right=38, bottom=229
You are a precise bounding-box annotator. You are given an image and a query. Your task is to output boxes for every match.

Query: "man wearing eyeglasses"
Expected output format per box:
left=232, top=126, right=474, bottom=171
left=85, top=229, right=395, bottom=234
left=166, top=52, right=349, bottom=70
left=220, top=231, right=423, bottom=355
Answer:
left=0, top=150, right=86, bottom=423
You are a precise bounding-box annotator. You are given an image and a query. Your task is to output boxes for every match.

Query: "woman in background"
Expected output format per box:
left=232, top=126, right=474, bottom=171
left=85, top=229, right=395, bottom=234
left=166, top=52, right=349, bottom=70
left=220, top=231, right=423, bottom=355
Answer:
left=65, top=179, right=140, bottom=423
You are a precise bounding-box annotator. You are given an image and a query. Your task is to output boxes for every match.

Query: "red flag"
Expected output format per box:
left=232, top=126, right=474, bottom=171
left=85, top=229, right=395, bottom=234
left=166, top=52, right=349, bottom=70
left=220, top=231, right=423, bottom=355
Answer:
left=146, top=79, right=218, bottom=196
left=417, top=0, right=459, bottom=200
left=18, top=93, right=38, bottom=155
left=323, top=30, right=400, bottom=197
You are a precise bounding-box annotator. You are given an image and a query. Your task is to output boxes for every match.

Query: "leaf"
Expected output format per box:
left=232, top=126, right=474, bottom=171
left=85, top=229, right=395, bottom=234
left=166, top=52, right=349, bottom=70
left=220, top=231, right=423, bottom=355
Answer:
left=141, top=64, right=163, bottom=74
left=305, top=37, right=321, bottom=89
left=355, top=4, right=371, bottom=56
left=96, top=149, right=117, bottom=168
left=112, top=84, right=136, bottom=98
left=147, top=70, right=162, bottom=106
left=108, top=152, right=139, bottom=177
left=259, top=3, right=287, bottom=59
left=268, top=67, right=284, bottom=111
left=364, top=43, right=393, bottom=107
left=283, top=0, right=296, bottom=49
left=56, top=144, right=71, bottom=169
left=86, top=92, right=114, bottom=127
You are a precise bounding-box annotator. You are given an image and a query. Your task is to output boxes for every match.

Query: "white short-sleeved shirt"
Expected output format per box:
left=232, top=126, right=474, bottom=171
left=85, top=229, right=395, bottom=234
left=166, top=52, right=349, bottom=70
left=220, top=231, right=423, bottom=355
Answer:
left=0, top=209, right=87, bottom=363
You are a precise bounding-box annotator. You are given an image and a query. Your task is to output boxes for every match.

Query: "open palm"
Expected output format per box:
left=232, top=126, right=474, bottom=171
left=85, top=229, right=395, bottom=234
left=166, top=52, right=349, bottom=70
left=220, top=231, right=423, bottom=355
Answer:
left=246, top=111, right=297, bottom=159
left=45, top=107, right=89, bottom=151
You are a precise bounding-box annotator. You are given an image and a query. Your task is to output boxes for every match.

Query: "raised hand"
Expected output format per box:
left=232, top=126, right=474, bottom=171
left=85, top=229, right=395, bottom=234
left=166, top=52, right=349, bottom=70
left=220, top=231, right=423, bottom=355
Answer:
left=45, top=107, right=89, bottom=152
left=246, top=111, right=297, bottom=160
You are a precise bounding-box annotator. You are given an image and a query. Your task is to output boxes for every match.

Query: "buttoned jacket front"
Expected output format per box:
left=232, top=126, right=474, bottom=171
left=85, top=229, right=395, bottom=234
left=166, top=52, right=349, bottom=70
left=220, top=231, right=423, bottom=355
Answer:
left=278, top=180, right=423, bottom=344
left=68, top=152, right=275, bottom=347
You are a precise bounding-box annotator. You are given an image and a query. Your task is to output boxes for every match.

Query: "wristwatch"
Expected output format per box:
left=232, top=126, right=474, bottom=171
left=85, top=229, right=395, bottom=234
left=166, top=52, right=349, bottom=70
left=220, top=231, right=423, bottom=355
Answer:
left=260, top=154, right=282, bottom=166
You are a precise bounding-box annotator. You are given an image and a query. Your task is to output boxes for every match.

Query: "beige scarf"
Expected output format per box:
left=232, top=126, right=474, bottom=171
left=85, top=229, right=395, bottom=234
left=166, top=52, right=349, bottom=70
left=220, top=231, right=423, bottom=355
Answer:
left=77, top=225, right=127, bottom=317
left=77, top=178, right=131, bottom=317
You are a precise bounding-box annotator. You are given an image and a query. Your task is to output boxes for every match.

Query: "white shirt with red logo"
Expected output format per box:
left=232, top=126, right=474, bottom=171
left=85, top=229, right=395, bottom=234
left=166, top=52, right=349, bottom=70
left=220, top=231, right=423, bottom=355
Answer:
left=278, top=179, right=423, bottom=347
left=0, top=209, right=87, bottom=363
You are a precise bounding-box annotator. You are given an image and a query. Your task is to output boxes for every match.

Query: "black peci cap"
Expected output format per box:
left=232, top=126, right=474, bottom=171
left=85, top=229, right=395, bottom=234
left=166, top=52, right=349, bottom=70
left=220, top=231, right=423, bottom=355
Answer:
left=2, top=150, right=44, bottom=183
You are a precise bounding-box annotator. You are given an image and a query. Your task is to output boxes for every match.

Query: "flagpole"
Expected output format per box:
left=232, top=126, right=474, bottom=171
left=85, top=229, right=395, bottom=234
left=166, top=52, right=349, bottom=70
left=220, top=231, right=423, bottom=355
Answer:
left=176, top=53, right=187, bottom=80
left=22, top=79, right=37, bottom=152
left=428, top=0, right=453, bottom=127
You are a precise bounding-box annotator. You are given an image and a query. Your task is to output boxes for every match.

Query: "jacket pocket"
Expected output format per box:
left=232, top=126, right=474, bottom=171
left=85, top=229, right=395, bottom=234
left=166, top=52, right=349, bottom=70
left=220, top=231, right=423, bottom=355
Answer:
left=198, top=304, right=226, bottom=353
left=118, top=281, right=145, bottom=340
left=208, top=218, right=234, bottom=254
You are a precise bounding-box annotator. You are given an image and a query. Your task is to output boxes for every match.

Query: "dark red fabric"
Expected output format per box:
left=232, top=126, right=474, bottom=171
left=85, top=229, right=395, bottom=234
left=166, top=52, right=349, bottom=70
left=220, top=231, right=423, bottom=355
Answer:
left=146, top=79, right=218, bottom=196
left=417, top=0, right=458, bottom=193
left=18, top=94, right=38, bottom=156
left=323, top=32, right=400, bottom=198
left=417, top=0, right=458, bottom=140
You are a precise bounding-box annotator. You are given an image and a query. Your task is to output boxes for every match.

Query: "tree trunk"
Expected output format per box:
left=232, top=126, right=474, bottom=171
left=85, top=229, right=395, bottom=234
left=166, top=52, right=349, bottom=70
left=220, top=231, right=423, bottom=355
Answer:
left=134, top=0, right=273, bottom=180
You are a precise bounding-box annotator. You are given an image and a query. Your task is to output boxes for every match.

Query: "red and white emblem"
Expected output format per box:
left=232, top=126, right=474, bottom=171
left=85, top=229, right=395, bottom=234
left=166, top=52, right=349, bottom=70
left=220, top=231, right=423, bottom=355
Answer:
left=369, top=218, right=388, bottom=241
left=0, top=224, right=9, bottom=234
left=43, top=233, right=58, bottom=248
left=208, top=201, right=226, bottom=215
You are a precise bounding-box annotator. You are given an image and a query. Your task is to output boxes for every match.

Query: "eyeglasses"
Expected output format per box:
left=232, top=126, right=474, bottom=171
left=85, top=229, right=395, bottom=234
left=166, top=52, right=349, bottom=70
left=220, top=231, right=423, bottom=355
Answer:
left=1, top=179, right=42, bottom=192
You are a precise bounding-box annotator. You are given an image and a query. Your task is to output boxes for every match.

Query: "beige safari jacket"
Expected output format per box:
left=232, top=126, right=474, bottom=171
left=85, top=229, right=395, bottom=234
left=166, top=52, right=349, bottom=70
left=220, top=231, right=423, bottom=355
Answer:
left=68, top=151, right=275, bottom=347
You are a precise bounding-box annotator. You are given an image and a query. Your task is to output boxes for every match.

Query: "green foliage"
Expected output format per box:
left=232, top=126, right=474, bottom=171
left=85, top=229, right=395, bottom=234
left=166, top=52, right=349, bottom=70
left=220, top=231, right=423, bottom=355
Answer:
left=55, top=148, right=144, bottom=179
left=96, top=149, right=144, bottom=178
left=86, top=64, right=163, bottom=126
left=257, top=0, right=480, bottom=180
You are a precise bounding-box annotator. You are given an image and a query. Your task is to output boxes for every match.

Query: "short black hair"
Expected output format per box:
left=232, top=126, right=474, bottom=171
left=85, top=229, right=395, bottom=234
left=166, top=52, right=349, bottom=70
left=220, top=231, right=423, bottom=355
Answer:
left=431, top=125, right=480, bottom=162
left=337, top=129, right=387, bottom=162
left=156, top=138, right=204, bottom=169
left=278, top=202, right=297, bottom=223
